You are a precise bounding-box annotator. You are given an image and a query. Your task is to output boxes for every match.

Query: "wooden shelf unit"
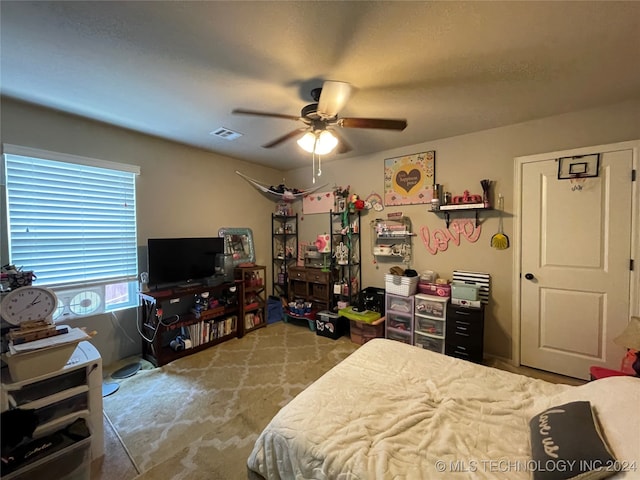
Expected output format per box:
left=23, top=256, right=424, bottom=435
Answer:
left=235, top=265, right=267, bottom=336
left=330, top=210, right=361, bottom=308
left=271, top=213, right=298, bottom=298
left=139, top=282, right=242, bottom=367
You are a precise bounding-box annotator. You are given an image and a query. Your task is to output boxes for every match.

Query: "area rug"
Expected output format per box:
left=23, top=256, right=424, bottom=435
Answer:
left=103, top=321, right=359, bottom=479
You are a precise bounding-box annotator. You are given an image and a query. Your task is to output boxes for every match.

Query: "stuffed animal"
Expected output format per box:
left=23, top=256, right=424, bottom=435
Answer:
left=349, top=194, right=365, bottom=212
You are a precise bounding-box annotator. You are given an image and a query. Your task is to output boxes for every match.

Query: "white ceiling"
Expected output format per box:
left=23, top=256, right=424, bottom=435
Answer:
left=2, top=1, right=639, bottom=171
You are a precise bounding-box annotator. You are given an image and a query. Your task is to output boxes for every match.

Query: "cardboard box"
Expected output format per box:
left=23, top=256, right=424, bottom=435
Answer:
left=349, top=316, right=385, bottom=345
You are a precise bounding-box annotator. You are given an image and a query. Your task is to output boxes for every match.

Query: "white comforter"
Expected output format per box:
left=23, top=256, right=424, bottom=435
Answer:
left=247, top=339, right=639, bottom=479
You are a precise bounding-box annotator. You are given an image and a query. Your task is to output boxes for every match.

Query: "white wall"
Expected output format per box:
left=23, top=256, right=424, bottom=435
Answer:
left=2, top=97, right=638, bottom=364
left=285, top=99, right=640, bottom=360
left=1, top=98, right=283, bottom=366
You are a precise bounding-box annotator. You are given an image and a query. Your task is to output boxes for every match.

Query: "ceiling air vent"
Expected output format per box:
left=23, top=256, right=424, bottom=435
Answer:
left=209, top=127, right=243, bottom=141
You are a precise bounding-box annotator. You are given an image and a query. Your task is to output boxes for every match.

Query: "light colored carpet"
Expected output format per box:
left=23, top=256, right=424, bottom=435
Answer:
left=102, top=322, right=358, bottom=479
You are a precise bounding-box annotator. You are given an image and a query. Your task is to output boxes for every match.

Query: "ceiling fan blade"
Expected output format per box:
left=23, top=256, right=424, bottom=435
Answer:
left=329, top=129, right=352, bottom=154
left=317, top=81, right=354, bottom=118
left=232, top=108, right=300, bottom=121
left=262, top=128, right=307, bottom=148
left=340, top=117, right=407, bottom=131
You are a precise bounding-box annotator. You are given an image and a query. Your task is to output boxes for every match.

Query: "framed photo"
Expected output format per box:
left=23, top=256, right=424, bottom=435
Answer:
left=557, top=154, right=600, bottom=179
left=384, top=151, right=435, bottom=206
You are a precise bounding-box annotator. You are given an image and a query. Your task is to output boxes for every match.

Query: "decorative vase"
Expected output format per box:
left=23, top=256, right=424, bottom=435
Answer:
left=481, top=179, right=491, bottom=208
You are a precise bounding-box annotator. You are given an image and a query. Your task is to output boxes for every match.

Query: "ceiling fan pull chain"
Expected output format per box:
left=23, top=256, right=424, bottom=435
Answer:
left=318, top=154, right=322, bottom=177
left=312, top=135, right=320, bottom=183
left=312, top=152, right=316, bottom=184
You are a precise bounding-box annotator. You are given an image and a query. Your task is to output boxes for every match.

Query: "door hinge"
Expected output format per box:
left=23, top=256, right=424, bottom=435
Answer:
left=631, top=259, right=635, bottom=271
left=632, top=169, right=636, bottom=182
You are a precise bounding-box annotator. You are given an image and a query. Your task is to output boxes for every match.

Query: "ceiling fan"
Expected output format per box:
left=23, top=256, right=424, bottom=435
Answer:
left=232, top=80, right=407, bottom=154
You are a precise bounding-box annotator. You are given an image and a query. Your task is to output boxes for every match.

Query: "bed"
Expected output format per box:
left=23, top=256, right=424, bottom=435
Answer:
left=247, top=338, right=639, bottom=479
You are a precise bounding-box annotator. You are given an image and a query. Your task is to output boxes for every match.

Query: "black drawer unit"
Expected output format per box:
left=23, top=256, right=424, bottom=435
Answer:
left=445, top=304, right=484, bottom=363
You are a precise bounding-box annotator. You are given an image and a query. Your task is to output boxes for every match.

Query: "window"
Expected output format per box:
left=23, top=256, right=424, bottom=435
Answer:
left=2, top=145, right=140, bottom=320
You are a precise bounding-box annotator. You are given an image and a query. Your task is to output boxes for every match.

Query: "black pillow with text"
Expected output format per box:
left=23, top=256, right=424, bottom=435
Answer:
left=529, top=401, right=618, bottom=480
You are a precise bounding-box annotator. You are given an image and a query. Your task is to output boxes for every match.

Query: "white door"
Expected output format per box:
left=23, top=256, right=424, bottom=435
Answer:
left=520, top=146, right=634, bottom=380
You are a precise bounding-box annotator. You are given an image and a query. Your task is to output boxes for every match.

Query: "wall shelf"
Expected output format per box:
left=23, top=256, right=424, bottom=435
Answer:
left=372, top=215, right=413, bottom=265
left=431, top=205, right=492, bottom=228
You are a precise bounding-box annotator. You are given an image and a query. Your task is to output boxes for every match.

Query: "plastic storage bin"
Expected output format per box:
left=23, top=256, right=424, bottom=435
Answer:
left=414, top=333, right=444, bottom=353
left=415, top=316, right=445, bottom=337
left=315, top=310, right=342, bottom=339
left=414, top=294, right=448, bottom=319
left=387, top=294, right=415, bottom=314
left=417, top=282, right=451, bottom=297
left=34, top=391, right=89, bottom=425
left=6, top=368, right=87, bottom=405
left=355, top=287, right=386, bottom=313
left=387, top=329, right=411, bottom=345
left=2, top=436, right=91, bottom=480
left=386, top=312, right=412, bottom=332
left=451, top=282, right=480, bottom=301
left=338, top=306, right=382, bottom=323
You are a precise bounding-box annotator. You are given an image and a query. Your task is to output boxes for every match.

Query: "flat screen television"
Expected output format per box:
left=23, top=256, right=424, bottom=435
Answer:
left=147, top=237, right=225, bottom=287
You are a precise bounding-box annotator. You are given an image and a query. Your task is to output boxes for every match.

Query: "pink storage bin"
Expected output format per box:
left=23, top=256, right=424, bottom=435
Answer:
left=417, top=282, right=451, bottom=297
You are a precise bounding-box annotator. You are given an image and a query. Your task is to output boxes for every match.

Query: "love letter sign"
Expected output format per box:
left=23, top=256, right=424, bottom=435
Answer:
left=384, top=151, right=435, bottom=206
left=420, top=219, right=482, bottom=255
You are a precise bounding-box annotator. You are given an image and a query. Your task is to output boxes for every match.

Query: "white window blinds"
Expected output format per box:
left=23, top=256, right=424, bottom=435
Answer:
left=3, top=148, right=139, bottom=288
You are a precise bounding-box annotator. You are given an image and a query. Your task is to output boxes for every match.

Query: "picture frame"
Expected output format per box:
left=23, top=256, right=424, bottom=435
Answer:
left=217, top=227, right=256, bottom=266
left=384, top=150, right=436, bottom=206
left=557, top=153, right=600, bottom=179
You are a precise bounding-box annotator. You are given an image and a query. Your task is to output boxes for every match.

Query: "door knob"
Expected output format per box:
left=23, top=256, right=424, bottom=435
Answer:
left=524, top=273, right=535, bottom=280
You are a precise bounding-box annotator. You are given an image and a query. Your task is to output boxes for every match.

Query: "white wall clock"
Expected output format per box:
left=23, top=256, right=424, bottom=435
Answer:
left=1, top=286, right=58, bottom=325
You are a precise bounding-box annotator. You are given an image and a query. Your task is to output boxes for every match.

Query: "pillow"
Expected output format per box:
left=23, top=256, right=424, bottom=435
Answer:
left=529, top=401, right=618, bottom=480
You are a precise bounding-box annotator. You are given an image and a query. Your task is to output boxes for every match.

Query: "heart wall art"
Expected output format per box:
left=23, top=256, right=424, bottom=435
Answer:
left=384, top=150, right=436, bottom=206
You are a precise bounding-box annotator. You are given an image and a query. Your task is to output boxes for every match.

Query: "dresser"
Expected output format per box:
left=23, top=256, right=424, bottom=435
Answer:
left=445, top=303, right=485, bottom=363
left=287, top=266, right=335, bottom=312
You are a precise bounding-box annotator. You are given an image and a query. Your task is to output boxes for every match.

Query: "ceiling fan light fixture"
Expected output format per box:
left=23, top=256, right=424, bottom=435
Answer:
left=296, top=131, right=317, bottom=153
left=297, top=130, right=338, bottom=155
left=316, top=130, right=338, bottom=155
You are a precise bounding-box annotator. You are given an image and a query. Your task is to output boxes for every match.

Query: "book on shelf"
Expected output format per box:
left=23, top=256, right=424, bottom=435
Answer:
left=438, top=202, right=486, bottom=210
